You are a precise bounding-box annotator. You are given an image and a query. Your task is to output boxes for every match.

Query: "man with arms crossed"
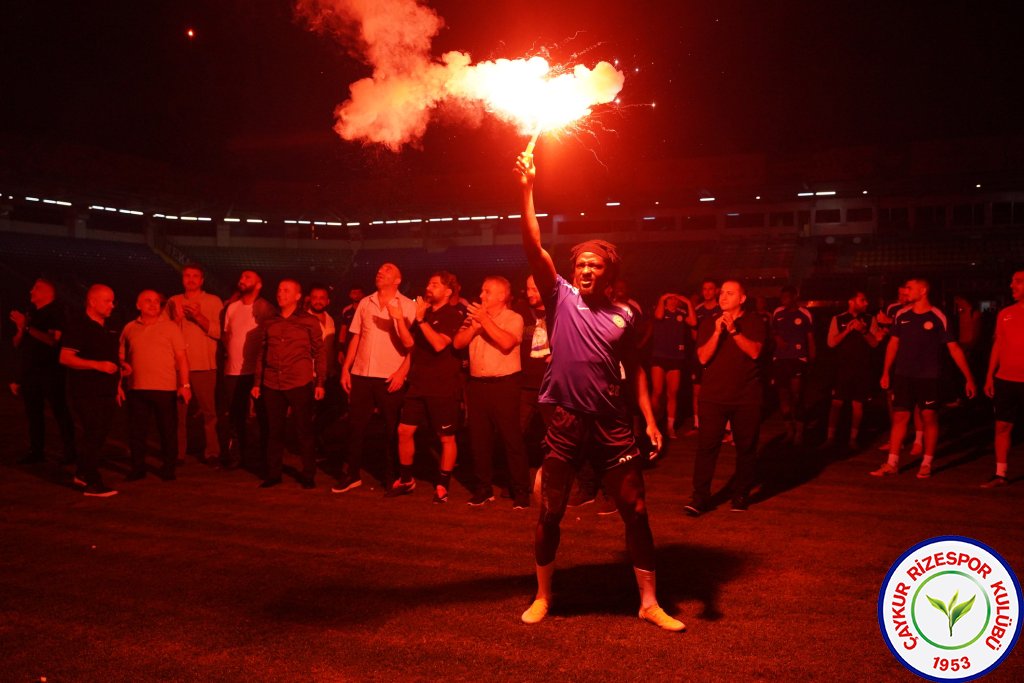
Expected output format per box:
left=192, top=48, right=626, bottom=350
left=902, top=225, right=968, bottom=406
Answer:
left=515, top=151, right=681, bottom=631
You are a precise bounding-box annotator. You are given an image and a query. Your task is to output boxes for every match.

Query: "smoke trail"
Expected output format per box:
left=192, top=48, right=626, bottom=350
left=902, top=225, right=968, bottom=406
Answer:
left=296, top=0, right=624, bottom=150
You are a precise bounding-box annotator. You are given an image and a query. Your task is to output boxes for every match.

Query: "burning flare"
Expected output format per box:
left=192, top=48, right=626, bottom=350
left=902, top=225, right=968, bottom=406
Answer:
left=296, top=0, right=625, bottom=150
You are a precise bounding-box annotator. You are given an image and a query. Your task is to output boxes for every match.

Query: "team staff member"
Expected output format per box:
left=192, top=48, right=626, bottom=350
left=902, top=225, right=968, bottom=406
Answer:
left=251, top=279, right=327, bottom=489
left=771, top=286, right=815, bottom=445
left=685, top=280, right=766, bottom=515
left=60, top=285, right=122, bottom=497
left=688, top=279, right=721, bottom=435
left=651, top=292, right=696, bottom=439
left=454, top=276, right=527, bottom=507
left=390, top=272, right=464, bottom=502
left=515, top=150, right=682, bottom=631
left=825, top=291, right=881, bottom=449
left=872, top=278, right=975, bottom=479
left=982, top=270, right=1024, bottom=488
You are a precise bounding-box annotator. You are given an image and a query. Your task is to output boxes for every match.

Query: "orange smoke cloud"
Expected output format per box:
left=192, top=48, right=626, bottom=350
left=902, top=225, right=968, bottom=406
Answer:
left=296, top=0, right=625, bottom=151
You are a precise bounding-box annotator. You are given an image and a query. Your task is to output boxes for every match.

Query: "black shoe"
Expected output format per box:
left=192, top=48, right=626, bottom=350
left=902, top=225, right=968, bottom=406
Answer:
left=17, top=453, right=45, bottom=465
left=468, top=487, right=495, bottom=506
left=83, top=482, right=118, bottom=497
left=731, top=497, right=749, bottom=512
left=259, top=477, right=282, bottom=489
left=512, top=496, right=530, bottom=510
left=125, top=470, right=147, bottom=482
left=385, top=478, right=416, bottom=497
left=683, top=502, right=705, bottom=517
left=299, top=477, right=316, bottom=490
left=331, top=473, right=362, bottom=493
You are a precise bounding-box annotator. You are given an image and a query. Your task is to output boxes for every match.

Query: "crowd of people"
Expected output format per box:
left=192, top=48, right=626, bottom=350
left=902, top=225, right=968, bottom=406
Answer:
left=7, top=154, right=1023, bottom=631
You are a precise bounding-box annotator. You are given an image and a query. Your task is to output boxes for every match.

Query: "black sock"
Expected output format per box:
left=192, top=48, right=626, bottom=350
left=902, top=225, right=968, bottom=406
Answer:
left=437, top=470, right=452, bottom=489
left=399, top=464, right=413, bottom=483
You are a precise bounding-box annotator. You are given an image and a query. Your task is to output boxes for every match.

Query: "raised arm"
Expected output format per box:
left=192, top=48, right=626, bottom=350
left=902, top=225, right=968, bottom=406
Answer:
left=515, top=152, right=557, bottom=295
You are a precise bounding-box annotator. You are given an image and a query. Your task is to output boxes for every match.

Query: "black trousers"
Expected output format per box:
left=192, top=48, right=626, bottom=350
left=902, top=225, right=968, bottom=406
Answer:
left=127, top=390, right=178, bottom=474
left=21, top=368, right=76, bottom=460
left=218, top=373, right=268, bottom=465
left=263, top=383, right=316, bottom=481
left=346, top=375, right=405, bottom=483
left=692, top=401, right=761, bottom=504
left=69, top=392, right=116, bottom=485
left=313, top=374, right=344, bottom=450
left=467, top=375, right=529, bottom=496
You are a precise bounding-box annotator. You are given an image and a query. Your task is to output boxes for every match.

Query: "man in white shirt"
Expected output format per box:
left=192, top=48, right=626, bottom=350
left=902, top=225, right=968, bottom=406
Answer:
left=332, top=263, right=416, bottom=493
left=219, top=270, right=276, bottom=469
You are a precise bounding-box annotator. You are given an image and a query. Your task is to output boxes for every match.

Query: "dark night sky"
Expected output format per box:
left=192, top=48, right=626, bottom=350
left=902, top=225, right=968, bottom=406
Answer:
left=2, top=1, right=1022, bottom=193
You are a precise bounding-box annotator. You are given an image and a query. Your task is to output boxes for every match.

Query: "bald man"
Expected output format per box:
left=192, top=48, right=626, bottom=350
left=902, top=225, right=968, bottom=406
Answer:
left=59, top=285, right=122, bottom=497
left=120, top=290, right=190, bottom=481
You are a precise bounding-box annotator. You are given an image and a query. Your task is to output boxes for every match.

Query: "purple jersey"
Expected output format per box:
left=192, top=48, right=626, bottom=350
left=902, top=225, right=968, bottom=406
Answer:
left=539, top=276, right=637, bottom=416
left=772, top=306, right=813, bottom=361
left=892, top=307, right=953, bottom=378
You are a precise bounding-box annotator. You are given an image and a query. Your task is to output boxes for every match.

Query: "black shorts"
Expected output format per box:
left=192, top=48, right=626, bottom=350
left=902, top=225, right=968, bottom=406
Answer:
left=773, top=358, right=807, bottom=383
left=399, top=395, right=460, bottom=436
left=993, top=378, right=1024, bottom=424
left=652, top=357, right=688, bottom=372
left=833, top=365, right=873, bottom=403
left=543, top=405, right=641, bottom=473
left=691, top=358, right=705, bottom=384
left=891, top=374, right=940, bottom=411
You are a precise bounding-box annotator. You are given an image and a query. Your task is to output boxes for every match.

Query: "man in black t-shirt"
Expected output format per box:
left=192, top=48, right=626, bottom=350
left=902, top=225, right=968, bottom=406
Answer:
left=687, top=278, right=722, bottom=436
left=10, top=278, right=76, bottom=465
left=391, top=272, right=465, bottom=502
left=825, top=291, right=881, bottom=449
left=59, top=285, right=123, bottom=497
left=686, top=279, right=766, bottom=515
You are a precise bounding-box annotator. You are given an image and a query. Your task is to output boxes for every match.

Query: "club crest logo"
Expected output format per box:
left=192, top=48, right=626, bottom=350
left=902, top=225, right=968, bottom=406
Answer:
left=794, top=317, right=803, bottom=325
left=924, top=320, right=935, bottom=330
left=879, top=536, right=1021, bottom=681
left=611, top=314, right=626, bottom=329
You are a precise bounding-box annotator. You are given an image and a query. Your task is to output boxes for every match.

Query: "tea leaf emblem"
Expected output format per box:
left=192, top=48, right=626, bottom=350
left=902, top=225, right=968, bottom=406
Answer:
left=927, top=590, right=976, bottom=637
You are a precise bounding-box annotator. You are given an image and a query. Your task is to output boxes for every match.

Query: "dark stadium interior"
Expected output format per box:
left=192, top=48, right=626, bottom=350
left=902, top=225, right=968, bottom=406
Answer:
left=3, top=2, right=1024, bottom=681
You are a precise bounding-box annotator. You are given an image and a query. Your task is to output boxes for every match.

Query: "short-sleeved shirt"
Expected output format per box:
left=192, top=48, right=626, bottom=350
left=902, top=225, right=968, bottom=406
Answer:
left=539, top=276, right=637, bottom=417
left=891, top=307, right=954, bottom=379
left=120, top=318, right=187, bottom=392
left=830, top=311, right=874, bottom=367
left=697, top=312, right=767, bottom=405
left=62, top=313, right=121, bottom=399
left=18, top=300, right=66, bottom=376
left=224, top=300, right=259, bottom=376
left=348, top=291, right=416, bottom=378
left=772, top=306, right=813, bottom=361
left=408, top=304, right=464, bottom=397
left=651, top=309, right=691, bottom=360
left=167, top=291, right=222, bottom=372
left=519, top=305, right=550, bottom=390
left=468, top=307, right=524, bottom=378
left=994, top=304, right=1024, bottom=382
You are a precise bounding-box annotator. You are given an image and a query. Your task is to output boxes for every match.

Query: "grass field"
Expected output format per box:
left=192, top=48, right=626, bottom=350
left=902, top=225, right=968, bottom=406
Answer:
left=2, top=396, right=1023, bottom=682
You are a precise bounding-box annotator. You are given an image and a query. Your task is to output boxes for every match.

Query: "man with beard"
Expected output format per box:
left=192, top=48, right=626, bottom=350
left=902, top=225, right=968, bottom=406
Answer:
left=306, top=284, right=343, bottom=455
left=167, top=264, right=222, bottom=466
left=219, top=270, right=276, bottom=469
left=390, top=272, right=464, bottom=502
left=251, top=279, right=326, bottom=489
left=873, top=284, right=925, bottom=456
left=515, top=151, right=681, bottom=631
left=825, top=291, right=881, bottom=449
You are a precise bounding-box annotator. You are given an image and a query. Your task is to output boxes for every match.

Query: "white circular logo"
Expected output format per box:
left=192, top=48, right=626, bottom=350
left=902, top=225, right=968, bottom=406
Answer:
left=879, top=536, right=1021, bottom=681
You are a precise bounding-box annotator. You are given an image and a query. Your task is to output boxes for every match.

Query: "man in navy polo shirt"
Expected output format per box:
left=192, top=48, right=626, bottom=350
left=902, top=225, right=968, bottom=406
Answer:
left=514, top=150, right=682, bottom=632
left=872, top=278, right=975, bottom=479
